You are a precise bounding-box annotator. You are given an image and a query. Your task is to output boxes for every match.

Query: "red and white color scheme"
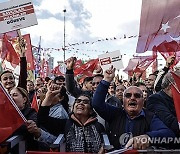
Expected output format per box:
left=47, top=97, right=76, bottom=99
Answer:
left=74, top=59, right=99, bottom=77
left=0, top=0, right=38, bottom=33
left=123, top=54, right=157, bottom=76
left=0, top=82, right=26, bottom=143
left=136, top=0, right=180, bottom=53
left=171, top=72, right=180, bottom=129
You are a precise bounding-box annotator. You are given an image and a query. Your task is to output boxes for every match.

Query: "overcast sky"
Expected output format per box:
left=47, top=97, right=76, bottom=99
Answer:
left=20, top=0, right=143, bottom=66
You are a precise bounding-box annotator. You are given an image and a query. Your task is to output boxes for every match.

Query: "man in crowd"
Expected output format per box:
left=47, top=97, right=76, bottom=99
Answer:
left=147, top=70, right=180, bottom=138
left=92, top=66, right=175, bottom=150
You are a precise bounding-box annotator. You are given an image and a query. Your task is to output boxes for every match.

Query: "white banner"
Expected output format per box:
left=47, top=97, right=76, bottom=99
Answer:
left=0, top=0, right=38, bottom=33
left=98, top=50, right=124, bottom=71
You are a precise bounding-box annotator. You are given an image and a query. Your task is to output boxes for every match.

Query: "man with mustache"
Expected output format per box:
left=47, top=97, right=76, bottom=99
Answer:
left=92, top=66, right=175, bottom=150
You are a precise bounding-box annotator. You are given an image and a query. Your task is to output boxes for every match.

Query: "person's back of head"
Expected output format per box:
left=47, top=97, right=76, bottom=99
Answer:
left=161, top=71, right=179, bottom=97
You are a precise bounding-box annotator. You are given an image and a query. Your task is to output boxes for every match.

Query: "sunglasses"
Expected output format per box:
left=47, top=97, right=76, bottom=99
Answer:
left=124, top=93, right=142, bottom=99
left=75, top=98, right=90, bottom=104
left=92, top=82, right=100, bottom=86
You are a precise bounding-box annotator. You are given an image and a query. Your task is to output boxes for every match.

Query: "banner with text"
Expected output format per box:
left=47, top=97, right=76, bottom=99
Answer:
left=0, top=0, right=38, bottom=33
left=98, top=50, right=124, bottom=71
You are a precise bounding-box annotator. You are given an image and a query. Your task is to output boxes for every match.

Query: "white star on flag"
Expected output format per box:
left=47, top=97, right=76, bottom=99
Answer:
left=160, top=21, right=170, bottom=33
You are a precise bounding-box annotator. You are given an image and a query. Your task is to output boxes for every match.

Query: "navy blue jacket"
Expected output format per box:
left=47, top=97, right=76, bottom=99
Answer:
left=92, top=80, right=175, bottom=149
left=147, top=90, right=179, bottom=136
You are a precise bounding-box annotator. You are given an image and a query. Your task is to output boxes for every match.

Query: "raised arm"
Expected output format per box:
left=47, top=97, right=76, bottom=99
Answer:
left=17, top=31, right=27, bottom=90
left=37, top=83, right=66, bottom=136
left=65, top=57, right=82, bottom=97
left=92, top=66, right=120, bottom=121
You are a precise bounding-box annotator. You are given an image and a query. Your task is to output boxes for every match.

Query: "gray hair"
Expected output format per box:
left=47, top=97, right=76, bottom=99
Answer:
left=161, top=70, right=180, bottom=89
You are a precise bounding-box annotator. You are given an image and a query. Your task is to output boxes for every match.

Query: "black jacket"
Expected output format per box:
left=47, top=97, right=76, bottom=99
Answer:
left=65, top=69, right=93, bottom=98
left=147, top=90, right=179, bottom=136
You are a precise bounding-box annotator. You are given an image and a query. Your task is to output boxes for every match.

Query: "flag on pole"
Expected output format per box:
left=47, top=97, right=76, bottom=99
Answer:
left=171, top=72, right=180, bottom=129
left=31, top=93, right=39, bottom=112
left=34, top=36, right=42, bottom=78
left=0, top=83, right=26, bottom=143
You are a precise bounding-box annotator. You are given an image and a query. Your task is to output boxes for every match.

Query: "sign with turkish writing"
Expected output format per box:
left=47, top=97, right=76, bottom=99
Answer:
left=98, top=50, right=124, bottom=70
left=0, top=0, right=38, bottom=34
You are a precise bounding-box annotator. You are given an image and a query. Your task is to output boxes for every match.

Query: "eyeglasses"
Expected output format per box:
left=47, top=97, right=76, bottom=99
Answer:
left=75, top=98, right=90, bottom=104
left=124, top=93, right=142, bottom=99
left=92, top=82, right=100, bottom=86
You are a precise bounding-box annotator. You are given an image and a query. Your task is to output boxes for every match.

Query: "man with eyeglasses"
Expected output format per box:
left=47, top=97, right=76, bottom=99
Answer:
left=92, top=66, right=175, bottom=150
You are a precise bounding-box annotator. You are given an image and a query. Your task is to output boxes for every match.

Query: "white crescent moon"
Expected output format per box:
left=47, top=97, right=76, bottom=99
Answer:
left=170, top=35, right=180, bottom=41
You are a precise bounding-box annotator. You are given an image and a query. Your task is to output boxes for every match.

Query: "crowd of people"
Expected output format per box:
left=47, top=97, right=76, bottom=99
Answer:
left=0, top=51, right=180, bottom=153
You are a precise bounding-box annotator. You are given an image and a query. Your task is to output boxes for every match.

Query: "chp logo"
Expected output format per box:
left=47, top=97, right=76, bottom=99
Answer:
left=119, top=133, right=133, bottom=147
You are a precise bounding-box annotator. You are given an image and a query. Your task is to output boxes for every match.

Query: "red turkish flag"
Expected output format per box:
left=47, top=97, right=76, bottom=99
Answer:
left=51, top=65, right=64, bottom=76
left=123, top=58, right=139, bottom=76
left=31, top=93, right=38, bottom=112
left=136, top=0, right=180, bottom=53
left=0, top=83, right=26, bottom=143
left=73, top=59, right=83, bottom=70
left=171, top=72, right=180, bottom=129
left=154, top=41, right=180, bottom=67
left=135, top=55, right=157, bottom=72
left=123, top=55, right=156, bottom=76
left=74, top=59, right=99, bottom=76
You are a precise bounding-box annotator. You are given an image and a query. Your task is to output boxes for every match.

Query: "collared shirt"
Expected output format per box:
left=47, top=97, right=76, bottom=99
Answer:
left=125, top=110, right=145, bottom=132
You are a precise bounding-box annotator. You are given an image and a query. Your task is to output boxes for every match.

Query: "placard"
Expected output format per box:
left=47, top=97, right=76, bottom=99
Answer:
left=98, top=50, right=124, bottom=70
left=0, top=0, right=38, bottom=33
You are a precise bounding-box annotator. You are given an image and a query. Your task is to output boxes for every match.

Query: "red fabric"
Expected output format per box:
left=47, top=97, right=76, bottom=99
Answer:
left=51, top=65, right=64, bottom=76
left=73, top=59, right=83, bottom=70
left=136, top=55, right=157, bottom=71
left=11, top=34, right=35, bottom=70
left=0, top=83, right=25, bottom=143
left=136, top=0, right=180, bottom=53
left=31, top=93, right=38, bottom=112
left=74, top=59, right=99, bottom=76
left=124, top=149, right=139, bottom=154
left=124, top=55, right=157, bottom=76
left=171, top=72, right=180, bottom=125
left=154, top=40, right=180, bottom=68
left=152, top=51, right=158, bottom=73
left=124, top=59, right=139, bottom=76
left=1, top=34, right=20, bottom=66
left=40, top=59, right=49, bottom=79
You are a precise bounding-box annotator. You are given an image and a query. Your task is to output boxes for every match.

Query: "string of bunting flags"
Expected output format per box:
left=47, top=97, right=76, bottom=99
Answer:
left=32, top=33, right=140, bottom=53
